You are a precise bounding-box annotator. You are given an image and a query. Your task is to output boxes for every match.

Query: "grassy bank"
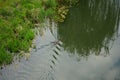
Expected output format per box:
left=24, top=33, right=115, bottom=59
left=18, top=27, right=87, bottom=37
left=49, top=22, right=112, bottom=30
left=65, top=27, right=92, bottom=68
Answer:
left=0, top=0, right=79, bottom=66
left=0, top=0, right=57, bottom=66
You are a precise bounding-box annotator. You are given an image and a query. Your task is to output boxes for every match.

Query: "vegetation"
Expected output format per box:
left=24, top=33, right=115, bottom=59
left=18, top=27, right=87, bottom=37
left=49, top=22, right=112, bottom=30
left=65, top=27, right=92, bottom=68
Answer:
left=55, top=0, right=79, bottom=22
left=0, top=0, right=58, bottom=66
left=0, top=0, right=79, bottom=66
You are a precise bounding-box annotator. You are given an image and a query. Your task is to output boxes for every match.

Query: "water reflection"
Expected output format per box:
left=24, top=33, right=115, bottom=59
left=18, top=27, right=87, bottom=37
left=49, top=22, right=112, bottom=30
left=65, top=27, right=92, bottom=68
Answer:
left=0, top=0, right=120, bottom=80
left=58, top=0, right=120, bottom=56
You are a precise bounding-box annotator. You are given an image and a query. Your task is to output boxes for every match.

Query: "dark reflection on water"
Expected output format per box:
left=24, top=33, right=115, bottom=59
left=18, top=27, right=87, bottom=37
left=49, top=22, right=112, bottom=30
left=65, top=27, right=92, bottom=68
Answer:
left=58, top=0, right=120, bottom=56
left=0, top=0, right=120, bottom=80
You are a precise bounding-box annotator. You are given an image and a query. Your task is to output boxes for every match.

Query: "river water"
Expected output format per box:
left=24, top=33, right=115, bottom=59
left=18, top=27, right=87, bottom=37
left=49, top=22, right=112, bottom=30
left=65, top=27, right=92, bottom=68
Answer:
left=0, top=0, right=120, bottom=80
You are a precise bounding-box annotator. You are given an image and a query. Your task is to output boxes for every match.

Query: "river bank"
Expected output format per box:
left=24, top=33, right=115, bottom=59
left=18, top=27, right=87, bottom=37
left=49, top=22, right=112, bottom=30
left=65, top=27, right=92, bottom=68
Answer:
left=0, top=0, right=79, bottom=66
left=0, top=0, right=120, bottom=80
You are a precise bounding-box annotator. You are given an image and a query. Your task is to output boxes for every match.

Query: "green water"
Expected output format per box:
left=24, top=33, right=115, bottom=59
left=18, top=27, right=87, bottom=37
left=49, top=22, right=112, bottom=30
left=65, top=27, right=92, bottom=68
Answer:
left=58, top=0, right=120, bottom=56
left=0, top=0, right=120, bottom=80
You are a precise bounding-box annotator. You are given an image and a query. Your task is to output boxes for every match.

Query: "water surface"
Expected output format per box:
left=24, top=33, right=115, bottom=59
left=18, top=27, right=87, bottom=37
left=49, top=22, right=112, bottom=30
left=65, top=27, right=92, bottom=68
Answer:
left=0, top=0, right=120, bottom=80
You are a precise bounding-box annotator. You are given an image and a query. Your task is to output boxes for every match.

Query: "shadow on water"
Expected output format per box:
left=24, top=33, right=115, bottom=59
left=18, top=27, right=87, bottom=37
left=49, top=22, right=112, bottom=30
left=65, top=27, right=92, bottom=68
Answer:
left=0, top=0, right=120, bottom=80
left=58, top=0, right=120, bottom=57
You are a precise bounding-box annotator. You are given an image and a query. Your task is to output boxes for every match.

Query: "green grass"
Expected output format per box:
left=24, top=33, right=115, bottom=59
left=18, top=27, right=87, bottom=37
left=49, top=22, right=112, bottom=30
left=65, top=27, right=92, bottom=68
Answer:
left=0, top=48, right=12, bottom=66
left=0, top=0, right=77, bottom=66
left=0, top=0, right=57, bottom=66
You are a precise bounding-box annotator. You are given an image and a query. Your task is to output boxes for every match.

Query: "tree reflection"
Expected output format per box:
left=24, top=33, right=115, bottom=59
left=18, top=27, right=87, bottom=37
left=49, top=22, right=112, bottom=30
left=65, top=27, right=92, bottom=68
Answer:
left=58, top=0, right=120, bottom=56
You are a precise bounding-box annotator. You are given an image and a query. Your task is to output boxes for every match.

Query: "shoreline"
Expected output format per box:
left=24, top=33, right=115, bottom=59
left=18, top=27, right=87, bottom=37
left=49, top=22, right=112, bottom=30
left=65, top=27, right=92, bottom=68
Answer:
left=0, top=0, right=79, bottom=66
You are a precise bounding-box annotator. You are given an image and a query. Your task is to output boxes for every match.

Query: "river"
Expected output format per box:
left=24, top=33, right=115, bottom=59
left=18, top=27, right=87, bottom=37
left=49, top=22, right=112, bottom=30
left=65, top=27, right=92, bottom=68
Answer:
left=0, top=0, right=120, bottom=80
